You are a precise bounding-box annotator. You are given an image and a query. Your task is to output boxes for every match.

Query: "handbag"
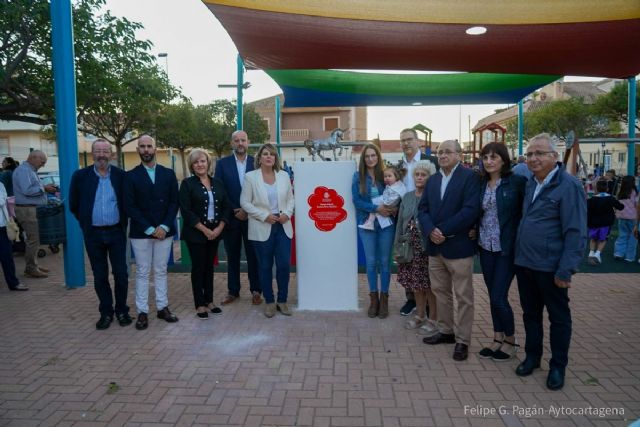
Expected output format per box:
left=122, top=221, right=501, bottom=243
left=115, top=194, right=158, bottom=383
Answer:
left=6, top=217, right=19, bottom=242
left=394, top=219, right=415, bottom=264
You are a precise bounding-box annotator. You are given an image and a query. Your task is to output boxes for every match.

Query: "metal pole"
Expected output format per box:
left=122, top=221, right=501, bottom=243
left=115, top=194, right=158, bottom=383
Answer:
left=236, top=54, right=243, bottom=130
left=50, top=0, right=85, bottom=287
left=518, top=99, right=524, bottom=155
left=628, top=78, right=637, bottom=175
left=275, top=95, right=282, bottom=155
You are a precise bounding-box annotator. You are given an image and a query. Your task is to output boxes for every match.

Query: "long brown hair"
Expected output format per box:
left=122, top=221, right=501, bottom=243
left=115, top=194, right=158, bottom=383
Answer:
left=358, top=143, right=384, bottom=195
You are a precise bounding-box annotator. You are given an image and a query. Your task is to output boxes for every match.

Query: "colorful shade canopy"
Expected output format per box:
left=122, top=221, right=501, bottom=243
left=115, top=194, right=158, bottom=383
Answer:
left=203, top=0, right=640, bottom=78
left=265, top=70, right=560, bottom=107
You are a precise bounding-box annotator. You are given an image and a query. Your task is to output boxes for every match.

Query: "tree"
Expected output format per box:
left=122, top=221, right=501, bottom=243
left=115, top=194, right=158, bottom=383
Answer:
left=155, top=101, right=197, bottom=179
left=592, top=80, right=640, bottom=132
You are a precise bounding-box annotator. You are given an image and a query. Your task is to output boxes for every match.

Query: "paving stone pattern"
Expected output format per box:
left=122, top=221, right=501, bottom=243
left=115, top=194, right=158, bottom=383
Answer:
left=0, top=252, right=638, bottom=426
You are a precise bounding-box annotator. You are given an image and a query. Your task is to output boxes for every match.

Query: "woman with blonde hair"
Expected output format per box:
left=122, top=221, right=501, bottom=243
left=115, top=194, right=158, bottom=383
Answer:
left=240, top=144, right=295, bottom=318
left=179, top=148, right=231, bottom=319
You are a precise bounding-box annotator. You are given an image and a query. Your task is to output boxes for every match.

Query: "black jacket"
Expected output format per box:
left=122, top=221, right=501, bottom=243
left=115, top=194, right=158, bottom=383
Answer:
left=587, top=194, right=624, bottom=228
left=178, top=175, right=231, bottom=243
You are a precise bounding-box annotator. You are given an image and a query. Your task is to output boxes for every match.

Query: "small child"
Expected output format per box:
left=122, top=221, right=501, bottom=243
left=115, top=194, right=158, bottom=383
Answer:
left=587, top=179, right=624, bottom=265
left=359, top=165, right=407, bottom=230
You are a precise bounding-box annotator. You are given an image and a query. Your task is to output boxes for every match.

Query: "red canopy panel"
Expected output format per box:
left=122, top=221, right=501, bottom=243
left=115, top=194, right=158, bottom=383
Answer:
left=205, top=4, right=640, bottom=78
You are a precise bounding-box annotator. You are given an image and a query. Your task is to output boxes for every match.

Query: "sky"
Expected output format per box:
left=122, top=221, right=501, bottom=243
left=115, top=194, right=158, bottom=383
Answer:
left=103, top=0, right=607, bottom=142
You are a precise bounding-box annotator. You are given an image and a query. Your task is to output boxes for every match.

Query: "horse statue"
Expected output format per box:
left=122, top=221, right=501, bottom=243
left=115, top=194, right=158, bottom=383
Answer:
left=303, top=128, right=345, bottom=161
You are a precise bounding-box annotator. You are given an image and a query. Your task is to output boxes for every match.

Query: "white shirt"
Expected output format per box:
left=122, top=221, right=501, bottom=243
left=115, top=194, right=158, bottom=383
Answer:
left=234, top=153, right=248, bottom=187
left=206, top=190, right=215, bottom=220
left=440, top=162, right=460, bottom=199
left=532, top=165, right=559, bottom=202
left=264, top=181, right=280, bottom=214
left=402, top=150, right=422, bottom=192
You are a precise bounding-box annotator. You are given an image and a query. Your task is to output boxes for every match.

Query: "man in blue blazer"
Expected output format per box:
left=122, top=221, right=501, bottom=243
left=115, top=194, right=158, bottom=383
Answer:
left=214, top=130, right=261, bottom=305
left=124, top=135, right=179, bottom=330
left=418, top=140, right=481, bottom=361
left=69, top=139, right=131, bottom=330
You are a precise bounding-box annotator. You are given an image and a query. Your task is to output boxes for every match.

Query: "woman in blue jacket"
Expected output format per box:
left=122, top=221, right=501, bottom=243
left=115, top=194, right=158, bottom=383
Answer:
left=476, top=142, right=527, bottom=361
left=352, top=144, right=395, bottom=319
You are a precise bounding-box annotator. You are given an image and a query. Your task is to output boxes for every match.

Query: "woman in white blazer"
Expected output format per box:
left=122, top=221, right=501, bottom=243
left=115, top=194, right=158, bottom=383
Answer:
left=240, top=144, right=295, bottom=318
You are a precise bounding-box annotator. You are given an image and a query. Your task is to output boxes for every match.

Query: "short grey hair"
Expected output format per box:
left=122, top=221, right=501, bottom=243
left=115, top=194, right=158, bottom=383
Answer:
left=529, top=132, right=557, bottom=152
left=91, top=138, right=113, bottom=152
left=413, top=160, right=437, bottom=177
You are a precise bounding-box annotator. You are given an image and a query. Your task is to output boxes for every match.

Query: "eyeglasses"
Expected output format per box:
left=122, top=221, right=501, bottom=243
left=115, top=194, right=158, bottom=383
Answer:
left=437, top=150, right=459, bottom=156
left=525, top=151, right=554, bottom=159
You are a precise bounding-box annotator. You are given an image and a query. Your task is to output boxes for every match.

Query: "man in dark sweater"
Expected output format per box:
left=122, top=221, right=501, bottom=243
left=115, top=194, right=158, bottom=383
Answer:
left=587, top=179, right=624, bottom=265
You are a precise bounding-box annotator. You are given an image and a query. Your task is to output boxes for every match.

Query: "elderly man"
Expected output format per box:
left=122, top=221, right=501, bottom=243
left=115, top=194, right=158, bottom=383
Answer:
left=70, top=139, right=130, bottom=330
left=214, top=130, right=261, bottom=305
left=398, top=128, right=438, bottom=316
left=514, top=133, right=586, bottom=390
left=12, top=150, right=57, bottom=278
left=418, top=140, right=481, bottom=361
left=512, top=155, right=532, bottom=179
left=125, top=135, right=179, bottom=330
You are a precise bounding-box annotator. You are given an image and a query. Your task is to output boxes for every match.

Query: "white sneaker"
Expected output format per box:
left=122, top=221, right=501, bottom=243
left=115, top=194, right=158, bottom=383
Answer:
left=417, top=319, right=439, bottom=337
left=594, top=252, right=602, bottom=264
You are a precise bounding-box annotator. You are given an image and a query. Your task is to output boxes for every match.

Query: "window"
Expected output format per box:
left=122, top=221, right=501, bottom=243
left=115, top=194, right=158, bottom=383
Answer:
left=618, top=153, right=626, bottom=163
left=323, top=116, right=339, bottom=131
left=0, top=137, right=8, bottom=156
left=40, top=139, right=58, bottom=156
left=263, top=118, right=270, bottom=131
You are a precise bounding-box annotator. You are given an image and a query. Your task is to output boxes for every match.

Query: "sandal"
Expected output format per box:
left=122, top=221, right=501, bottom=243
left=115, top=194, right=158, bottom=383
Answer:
left=405, top=316, right=426, bottom=330
left=492, top=340, right=519, bottom=361
left=479, top=339, right=503, bottom=359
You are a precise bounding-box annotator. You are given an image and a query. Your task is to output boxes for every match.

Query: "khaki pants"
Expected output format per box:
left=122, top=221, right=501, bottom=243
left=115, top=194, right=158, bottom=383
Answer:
left=14, top=206, right=40, bottom=273
left=428, top=254, right=475, bottom=345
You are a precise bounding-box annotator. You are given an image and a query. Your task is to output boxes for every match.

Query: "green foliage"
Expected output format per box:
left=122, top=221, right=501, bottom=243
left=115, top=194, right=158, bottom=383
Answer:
left=592, top=80, right=640, bottom=131
left=155, top=100, right=198, bottom=178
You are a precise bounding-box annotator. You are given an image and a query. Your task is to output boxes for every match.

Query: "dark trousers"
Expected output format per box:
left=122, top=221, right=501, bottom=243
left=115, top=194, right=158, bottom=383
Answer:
left=0, top=226, right=19, bottom=289
left=253, top=223, right=291, bottom=304
left=515, top=266, right=572, bottom=370
left=222, top=220, right=260, bottom=296
left=185, top=238, right=220, bottom=308
left=479, top=248, right=516, bottom=336
left=84, top=227, right=129, bottom=316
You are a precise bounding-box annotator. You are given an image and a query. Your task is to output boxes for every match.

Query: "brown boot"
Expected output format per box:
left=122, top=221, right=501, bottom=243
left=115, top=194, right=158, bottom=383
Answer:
left=378, top=293, right=389, bottom=319
left=367, top=292, right=379, bottom=318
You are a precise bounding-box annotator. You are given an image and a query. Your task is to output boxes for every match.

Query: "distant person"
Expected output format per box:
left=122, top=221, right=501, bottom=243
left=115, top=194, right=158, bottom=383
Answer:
left=613, top=176, right=639, bottom=262
left=69, top=139, right=130, bottom=329
left=0, top=157, right=19, bottom=197
left=214, top=131, right=261, bottom=306
left=240, top=144, right=295, bottom=318
left=125, top=135, right=180, bottom=330
left=512, top=155, right=532, bottom=179
left=12, top=150, right=57, bottom=278
left=418, top=140, right=482, bottom=362
left=587, top=179, right=624, bottom=265
left=514, top=133, right=587, bottom=391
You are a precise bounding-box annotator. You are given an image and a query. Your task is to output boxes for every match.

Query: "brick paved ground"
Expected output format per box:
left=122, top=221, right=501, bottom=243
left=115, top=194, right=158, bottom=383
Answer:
left=1, top=250, right=638, bottom=427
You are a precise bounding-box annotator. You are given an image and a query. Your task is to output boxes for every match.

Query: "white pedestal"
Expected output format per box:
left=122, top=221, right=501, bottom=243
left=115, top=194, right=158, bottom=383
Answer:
left=294, top=161, right=358, bottom=311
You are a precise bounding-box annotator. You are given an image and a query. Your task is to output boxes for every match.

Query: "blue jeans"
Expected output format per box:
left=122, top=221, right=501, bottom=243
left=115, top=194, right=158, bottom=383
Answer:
left=252, top=223, right=291, bottom=304
left=84, top=226, right=129, bottom=316
left=614, top=219, right=637, bottom=261
left=358, top=222, right=394, bottom=293
left=479, top=248, right=515, bottom=336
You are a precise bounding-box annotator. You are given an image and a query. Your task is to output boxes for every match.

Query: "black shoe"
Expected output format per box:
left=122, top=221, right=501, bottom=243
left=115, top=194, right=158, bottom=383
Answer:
left=196, top=311, right=209, bottom=320
left=423, top=332, right=456, bottom=345
left=453, top=343, right=469, bottom=361
left=157, top=307, right=179, bottom=323
left=135, top=313, right=148, bottom=330
left=400, top=300, right=416, bottom=316
left=479, top=339, right=503, bottom=359
left=96, top=314, right=113, bottom=330
left=116, top=313, right=132, bottom=327
left=546, top=368, right=565, bottom=390
left=210, top=305, right=222, bottom=315
left=515, top=357, right=541, bottom=377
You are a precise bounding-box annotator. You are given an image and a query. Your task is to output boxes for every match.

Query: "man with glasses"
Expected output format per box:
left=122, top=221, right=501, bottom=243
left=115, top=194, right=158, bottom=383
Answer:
left=418, top=140, right=481, bottom=361
left=398, top=128, right=438, bottom=316
left=514, top=133, right=586, bottom=390
left=70, top=139, right=130, bottom=330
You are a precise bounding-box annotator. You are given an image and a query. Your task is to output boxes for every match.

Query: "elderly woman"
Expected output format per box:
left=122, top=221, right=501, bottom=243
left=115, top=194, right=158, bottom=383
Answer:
left=394, top=160, right=437, bottom=332
left=476, top=142, right=526, bottom=361
left=352, top=143, right=396, bottom=319
left=179, top=149, right=231, bottom=319
left=240, top=143, right=295, bottom=318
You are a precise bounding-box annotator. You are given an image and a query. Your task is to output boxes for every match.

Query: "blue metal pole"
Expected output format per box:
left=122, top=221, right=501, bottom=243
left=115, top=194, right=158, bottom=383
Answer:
left=50, top=0, right=85, bottom=287
left=518, top=99, right=524, bottom=155
left=628, top=78, right=637, bottom=175
left=275, top=95, right=281, bottom=155
left=236, top=55, right=243, bottom=130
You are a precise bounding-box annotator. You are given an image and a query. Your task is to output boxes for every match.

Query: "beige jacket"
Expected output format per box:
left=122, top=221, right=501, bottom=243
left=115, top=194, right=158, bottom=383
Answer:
left=240, top=169, right=295, bottom=241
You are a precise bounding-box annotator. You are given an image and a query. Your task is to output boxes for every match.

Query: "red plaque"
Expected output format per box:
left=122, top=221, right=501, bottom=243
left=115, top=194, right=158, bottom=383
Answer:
left=307, top=186, right=348, bottom=232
